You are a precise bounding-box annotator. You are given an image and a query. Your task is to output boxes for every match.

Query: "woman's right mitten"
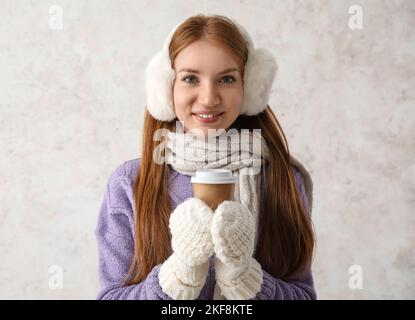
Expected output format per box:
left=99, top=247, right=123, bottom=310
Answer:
left=159, top=197, right=215, bottom=299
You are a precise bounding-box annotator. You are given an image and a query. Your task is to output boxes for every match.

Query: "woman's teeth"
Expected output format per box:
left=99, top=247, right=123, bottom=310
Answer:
left=197, top=114, right=215, bottom=118
left=193, top=113, right=223, bottom=119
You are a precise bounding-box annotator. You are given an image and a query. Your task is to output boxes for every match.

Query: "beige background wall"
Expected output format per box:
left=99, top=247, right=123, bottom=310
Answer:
left=0, top=0, right=414, bottom=299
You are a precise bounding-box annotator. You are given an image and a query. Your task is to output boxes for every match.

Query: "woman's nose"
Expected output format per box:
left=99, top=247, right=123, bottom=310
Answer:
left=198, top=83, right=220, bottom=106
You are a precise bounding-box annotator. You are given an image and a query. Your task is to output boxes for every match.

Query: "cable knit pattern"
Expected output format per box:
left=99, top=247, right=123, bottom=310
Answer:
left=158, top=197, right=215, bottom=299
left=159, top=255, right=209, bottom=300
left=95, top=158, right=317, bottom=300
left=215, top=257, right=263, bottom=300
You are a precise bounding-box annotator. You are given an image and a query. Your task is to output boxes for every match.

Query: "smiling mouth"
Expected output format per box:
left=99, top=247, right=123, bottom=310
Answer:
left=191, top=112, right=224, bottom=119
left=191, top=112, right=225, bottom=123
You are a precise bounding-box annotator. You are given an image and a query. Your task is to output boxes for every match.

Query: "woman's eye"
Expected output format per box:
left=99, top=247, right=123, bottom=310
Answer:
left=182, top=75, right=197, bottom=84
left=181, top=75, right=236, bottom=85
left=220, top=76, right=236, bottom=84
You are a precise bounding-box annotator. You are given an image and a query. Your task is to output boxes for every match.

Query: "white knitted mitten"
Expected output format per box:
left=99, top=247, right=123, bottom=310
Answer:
left=159, top=197, right=214, bottom=299
left=211, top=200, right=263, bottom=300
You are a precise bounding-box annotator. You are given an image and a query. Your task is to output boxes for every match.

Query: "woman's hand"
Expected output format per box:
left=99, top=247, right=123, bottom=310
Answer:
left=159, top=197, right=215, bottom=299
left=170, top=197, right=215, bottom=266
left=211, top=200, right=263, bottom=300
left=211, top=200, right=255, bottom=265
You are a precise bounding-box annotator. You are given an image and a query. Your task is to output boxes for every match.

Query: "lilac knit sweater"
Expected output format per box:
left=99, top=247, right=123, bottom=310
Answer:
left=95, top=158, right=317, bottom=300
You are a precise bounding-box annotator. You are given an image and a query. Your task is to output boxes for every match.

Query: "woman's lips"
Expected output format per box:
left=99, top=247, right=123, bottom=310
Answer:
left=192, top=112, right=225, bottom=123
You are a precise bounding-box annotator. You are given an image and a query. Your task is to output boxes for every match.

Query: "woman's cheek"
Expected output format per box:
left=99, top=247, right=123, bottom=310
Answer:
left=173, top=94, right=189, bottom=117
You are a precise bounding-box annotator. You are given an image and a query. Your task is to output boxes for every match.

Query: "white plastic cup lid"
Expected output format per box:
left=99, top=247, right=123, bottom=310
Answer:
left=190, top=169, right=237, bottom=184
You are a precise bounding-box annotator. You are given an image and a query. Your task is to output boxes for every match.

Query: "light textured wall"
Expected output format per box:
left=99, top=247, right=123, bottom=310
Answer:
left=0, top=0, right=414, bottom=299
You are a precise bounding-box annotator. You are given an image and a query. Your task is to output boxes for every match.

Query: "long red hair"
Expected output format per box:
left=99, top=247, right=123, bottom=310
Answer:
left=123, top=14, right=316, bottom=285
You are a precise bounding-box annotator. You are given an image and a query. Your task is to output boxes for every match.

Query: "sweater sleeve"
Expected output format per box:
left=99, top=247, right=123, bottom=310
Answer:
left=95, top=174, right=172, bottom=300
left=254, top=267, right=317, bottom=300
left=253, top=166, right=317, bottom=300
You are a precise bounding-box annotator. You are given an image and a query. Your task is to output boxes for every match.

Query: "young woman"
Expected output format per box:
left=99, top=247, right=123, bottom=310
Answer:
left=95, top=14, right=316, bottom=300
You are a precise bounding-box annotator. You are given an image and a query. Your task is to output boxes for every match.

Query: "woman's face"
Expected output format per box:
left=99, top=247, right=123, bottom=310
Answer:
left=172, top=39, right=244, bottom=137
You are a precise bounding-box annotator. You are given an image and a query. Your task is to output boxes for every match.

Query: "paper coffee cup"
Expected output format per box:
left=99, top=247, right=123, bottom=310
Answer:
left=190, top=169, right=237, bottom=211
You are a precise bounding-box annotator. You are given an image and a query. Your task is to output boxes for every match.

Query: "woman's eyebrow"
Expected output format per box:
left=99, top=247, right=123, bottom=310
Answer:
left=177, top=68, right=238, bottom=75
